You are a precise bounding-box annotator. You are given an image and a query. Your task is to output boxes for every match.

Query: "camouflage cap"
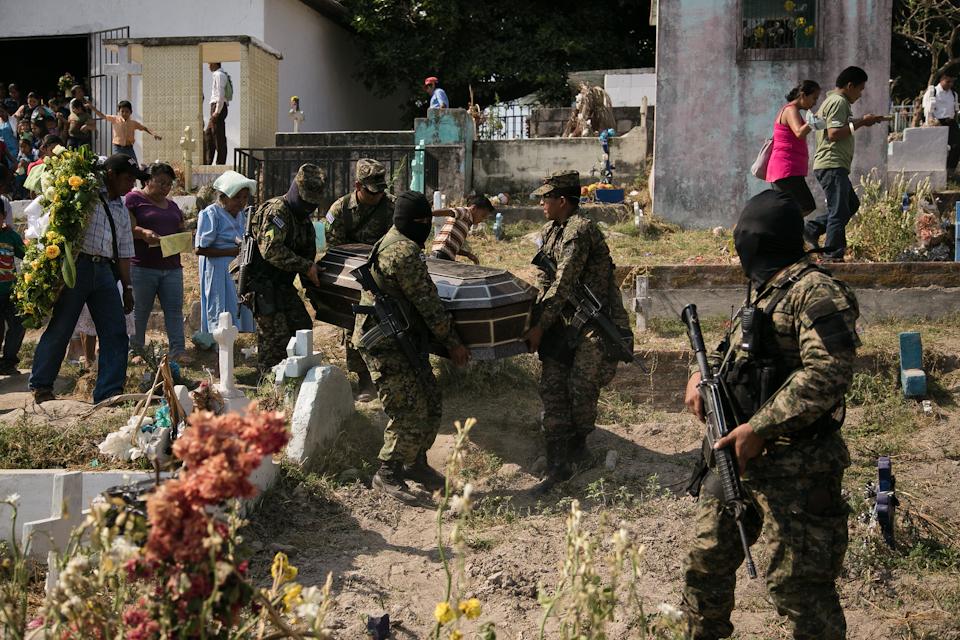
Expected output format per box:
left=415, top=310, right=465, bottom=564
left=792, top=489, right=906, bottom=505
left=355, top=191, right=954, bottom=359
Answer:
left=295, top=163, right=325, bottom=204
left=356, top=158, right=388, bottom=193
left=532, top=170, right=581, bottom=197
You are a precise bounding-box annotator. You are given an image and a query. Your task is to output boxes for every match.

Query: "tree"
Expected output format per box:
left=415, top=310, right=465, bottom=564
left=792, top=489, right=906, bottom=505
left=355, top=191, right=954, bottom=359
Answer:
left=894, top=0, right=960, bottom=89
left=343, top=0, right=656, bottom=119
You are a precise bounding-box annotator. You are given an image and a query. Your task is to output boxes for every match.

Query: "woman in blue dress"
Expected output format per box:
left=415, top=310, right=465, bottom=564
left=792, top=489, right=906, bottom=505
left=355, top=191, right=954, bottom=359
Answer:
left=194, top=171, right=256, bottom=342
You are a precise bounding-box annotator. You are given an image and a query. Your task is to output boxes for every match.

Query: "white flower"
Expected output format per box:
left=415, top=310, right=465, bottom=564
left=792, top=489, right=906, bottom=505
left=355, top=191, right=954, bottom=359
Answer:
left=4, top=493, right=20, bottom=504
left=657, top=602, right=684, bottom=622
left=295, top=586, right=325, bottom=622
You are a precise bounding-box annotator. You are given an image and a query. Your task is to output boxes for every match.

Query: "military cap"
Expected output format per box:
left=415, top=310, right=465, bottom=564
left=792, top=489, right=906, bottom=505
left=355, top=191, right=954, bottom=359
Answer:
left=295, top=163, right=325, bottom=204
left=532, top=170, right=581, bottom=197
left=356, top=158, right=388, bottom=193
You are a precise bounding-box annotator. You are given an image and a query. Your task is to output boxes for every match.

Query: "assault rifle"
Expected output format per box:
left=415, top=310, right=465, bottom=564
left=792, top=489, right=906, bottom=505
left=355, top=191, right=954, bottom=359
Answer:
left=351, top=261, right=428, bottom=382
left=681, top=303, right=758, bottom=579
left=236, top=206, right=256, bottom=303
left=532, top=250, right=634, bottom=363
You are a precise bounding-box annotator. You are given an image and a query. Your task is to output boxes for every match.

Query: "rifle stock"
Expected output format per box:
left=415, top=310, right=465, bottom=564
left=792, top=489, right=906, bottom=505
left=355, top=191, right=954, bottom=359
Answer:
left=681, top=303, right=758, bottom=579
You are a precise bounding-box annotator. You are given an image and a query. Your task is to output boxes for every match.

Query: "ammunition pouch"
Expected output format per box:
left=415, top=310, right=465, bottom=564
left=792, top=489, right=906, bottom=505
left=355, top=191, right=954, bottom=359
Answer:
left=721, top=357, right=786, bottom=423
left=252, top=288, right=277, bottom=316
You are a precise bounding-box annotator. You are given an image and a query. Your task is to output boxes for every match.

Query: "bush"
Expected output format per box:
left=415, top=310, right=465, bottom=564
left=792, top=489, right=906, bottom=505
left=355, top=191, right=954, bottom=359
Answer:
left=847, top=172, right=931, bottom=262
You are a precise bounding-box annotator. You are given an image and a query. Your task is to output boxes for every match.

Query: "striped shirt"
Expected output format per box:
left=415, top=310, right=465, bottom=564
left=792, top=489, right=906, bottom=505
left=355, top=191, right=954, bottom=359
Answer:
left=81, top=194, right=135, bottom=259
left=430, top=207, right=472, bottom=260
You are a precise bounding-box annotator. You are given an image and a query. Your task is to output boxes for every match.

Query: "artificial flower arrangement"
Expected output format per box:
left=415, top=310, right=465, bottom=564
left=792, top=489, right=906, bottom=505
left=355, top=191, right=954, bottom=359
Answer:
left=58, top=72, right=77, bottom=96
left=14, top=145, right=100, bottom=328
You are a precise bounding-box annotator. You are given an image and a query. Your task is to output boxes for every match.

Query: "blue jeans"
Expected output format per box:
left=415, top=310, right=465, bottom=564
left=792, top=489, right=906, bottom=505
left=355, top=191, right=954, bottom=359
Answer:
left=30, top=257, right=129, bottom=402
left=113, top=144, right=137, bottom=163
left=808, top=168, right=860, bottom=259
left=130, top=265, right=185, bottom=356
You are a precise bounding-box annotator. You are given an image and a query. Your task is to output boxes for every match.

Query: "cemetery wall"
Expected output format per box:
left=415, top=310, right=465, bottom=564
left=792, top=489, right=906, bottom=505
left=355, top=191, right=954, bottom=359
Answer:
left=653, top=0, right=893, bottom=228
left=472, top=128, right=647, bottom=197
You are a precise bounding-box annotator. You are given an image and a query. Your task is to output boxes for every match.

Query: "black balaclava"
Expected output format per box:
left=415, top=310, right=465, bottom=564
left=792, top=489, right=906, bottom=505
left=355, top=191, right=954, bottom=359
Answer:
left=284, top=179, right=315, bottom=218
left=734, top=189, right=806, bottom=287
left=394, top=191, right=432, bottom=247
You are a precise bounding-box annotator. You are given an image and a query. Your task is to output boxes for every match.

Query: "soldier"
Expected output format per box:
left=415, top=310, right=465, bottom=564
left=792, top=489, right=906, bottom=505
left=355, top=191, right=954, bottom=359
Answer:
left=681, top=190, right=859, bottom=640
left=326, top=158, right=395, bottom=401
left=246, top=164, right=325, bottom=372
left=352, top=191, right=470, bottom=505
left=524, top=170, right=631, bottom=496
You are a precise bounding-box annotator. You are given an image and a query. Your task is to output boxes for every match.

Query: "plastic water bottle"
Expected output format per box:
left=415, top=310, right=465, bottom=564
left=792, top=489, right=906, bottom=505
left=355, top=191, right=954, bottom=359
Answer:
left=955, top=202, right=960, bottom=262
left=432, top=190, right=442, bottom=210
left=493, top=212, right=504, bottom=241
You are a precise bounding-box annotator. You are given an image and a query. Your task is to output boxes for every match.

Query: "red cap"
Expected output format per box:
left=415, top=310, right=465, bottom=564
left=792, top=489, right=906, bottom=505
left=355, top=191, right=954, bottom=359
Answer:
left=424, top=76, right=439, bottom=86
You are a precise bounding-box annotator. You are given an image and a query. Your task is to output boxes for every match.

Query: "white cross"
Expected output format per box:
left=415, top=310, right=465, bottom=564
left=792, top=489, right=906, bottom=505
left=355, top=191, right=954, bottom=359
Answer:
left=213, top=312, right=239, bottom=392
left=23, top=472, right=83, bottom=561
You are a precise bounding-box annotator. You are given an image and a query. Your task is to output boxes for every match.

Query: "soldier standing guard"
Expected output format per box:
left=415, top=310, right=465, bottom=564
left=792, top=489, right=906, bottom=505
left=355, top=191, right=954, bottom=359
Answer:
left=524, top=170, right=632, bottom=496
left=352, top=191, right=470, bottom=505
left=326, top=159, right=396, bottom=401
left=245, top=164, right=325, bottom=372
left=681, top=190, right=859, bottom=640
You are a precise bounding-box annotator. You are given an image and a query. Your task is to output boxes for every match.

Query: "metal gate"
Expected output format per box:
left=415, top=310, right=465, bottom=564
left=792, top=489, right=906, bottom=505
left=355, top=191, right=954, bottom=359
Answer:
left=88, top=26, right=130, bottom=158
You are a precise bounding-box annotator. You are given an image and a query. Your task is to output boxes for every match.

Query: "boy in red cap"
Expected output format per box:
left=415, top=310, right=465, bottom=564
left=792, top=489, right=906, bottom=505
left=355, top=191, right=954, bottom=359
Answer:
left=424, top=76, right=449, bottom=111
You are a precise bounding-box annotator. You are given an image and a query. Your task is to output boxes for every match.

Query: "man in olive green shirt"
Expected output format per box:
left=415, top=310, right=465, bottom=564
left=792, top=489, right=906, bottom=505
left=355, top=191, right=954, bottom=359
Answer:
left=804, top=66, right=886, bottom=261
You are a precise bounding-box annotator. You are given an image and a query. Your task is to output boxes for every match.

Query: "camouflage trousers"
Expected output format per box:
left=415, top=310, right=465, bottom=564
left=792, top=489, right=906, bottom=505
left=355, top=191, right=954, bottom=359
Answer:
left=340, top=328, right=372, bottom=381
left=359, top=344, right=441, bottom=464
left=252, top=292, right=312, bottom=372
left=681, top=444, right=850, bottom=640
left=539, top=333, right=617, bottom=444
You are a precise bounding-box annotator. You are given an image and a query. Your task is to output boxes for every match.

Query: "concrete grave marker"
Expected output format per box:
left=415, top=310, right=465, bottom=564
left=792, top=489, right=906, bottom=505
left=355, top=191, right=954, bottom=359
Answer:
left=213, top=311, right=247, bottom=413
left=286, top=365, right=354, bottom=466
left=888, top=127, right=949, bottom=190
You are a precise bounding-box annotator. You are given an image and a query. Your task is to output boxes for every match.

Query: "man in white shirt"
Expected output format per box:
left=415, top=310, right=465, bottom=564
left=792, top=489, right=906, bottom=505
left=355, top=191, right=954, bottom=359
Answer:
left=923, top=72, right=959, bottom=172
left=29, top=154, right=143, bottom=404
left=204, top=62, right=230, bottom=165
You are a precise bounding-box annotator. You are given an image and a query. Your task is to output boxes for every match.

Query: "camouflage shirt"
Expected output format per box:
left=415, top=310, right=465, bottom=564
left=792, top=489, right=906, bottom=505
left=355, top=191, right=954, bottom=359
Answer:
left=250, top=196, right=316, bottom=283
left=353, top=226, right=462, bottom=350
left=711, top=259, right=860, bottom=440
left=325, top=192, right=395, bottom=246
left=534, top=211, right=627, bottom=331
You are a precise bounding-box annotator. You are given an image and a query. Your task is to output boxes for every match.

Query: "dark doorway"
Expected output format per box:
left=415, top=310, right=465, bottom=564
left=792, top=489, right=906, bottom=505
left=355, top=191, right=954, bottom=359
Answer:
left=0, top=35, right=89, bottom=102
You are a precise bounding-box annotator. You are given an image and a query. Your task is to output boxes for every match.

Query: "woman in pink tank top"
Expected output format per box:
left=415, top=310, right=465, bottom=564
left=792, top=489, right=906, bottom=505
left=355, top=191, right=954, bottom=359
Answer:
left=767, top=80, right=822, bottom=215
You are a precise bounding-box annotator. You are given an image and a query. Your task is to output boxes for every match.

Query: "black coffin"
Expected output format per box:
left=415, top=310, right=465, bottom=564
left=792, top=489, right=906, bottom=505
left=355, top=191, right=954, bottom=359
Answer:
left=305, top=244, right=536, bottom=360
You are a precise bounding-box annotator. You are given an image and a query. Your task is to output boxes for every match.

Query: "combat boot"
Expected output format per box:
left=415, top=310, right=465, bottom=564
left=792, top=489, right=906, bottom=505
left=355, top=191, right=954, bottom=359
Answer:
left=567, top=432, right=598, bottom=470
left=404, top=451, right=446, bottom=492
left=355, top=370, right=377, bottom=403
left=372, top=461, right=424, bottom=506
left=529, top=440, right=574, bottom=497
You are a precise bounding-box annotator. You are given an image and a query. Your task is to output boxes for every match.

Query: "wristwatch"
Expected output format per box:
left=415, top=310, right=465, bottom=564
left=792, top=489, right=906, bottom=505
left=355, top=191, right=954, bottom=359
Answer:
left=849, top=122, right=856, bottom=135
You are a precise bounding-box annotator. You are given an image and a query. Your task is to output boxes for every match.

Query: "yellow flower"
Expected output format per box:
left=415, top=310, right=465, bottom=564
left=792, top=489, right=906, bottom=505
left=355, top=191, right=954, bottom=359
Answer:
left=282, top=583, right=303, bottom=611
left=270, top=552, right=298, bottom=584
left=458, top=598, right=482, bottom=620
left=68, top=175, right=84, bottom=190
left=46, top=231, right=57, bottom=242
left=804, top=25, right=815, bottom=36
left=753, top=25, right=765, bottom=39
left=795, top=16, right=806, bottom=27
left=450, top=631, right=463, bottom=640
left=784, top=0, right=795, bottom=10
left=434, top=601, right=455, bottom=625
left=23, top=273, right=33, bottom=284
left=45, top=244, right=61, bottom=259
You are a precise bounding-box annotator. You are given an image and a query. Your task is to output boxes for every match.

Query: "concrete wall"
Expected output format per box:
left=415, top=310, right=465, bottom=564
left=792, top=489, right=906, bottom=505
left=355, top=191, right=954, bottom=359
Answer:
left=605, top=72, right=657, bottom=107
left=473, top=127, right=647, bottom=197
left=0, top=0, right=404, bottom=140
left=654, top=0, right=893, bottom=228
left=529, top=106, right=651, bottom=138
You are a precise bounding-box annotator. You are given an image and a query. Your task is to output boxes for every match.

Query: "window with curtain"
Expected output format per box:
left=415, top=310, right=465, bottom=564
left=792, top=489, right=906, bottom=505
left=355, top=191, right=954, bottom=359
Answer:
left=740, top=0, right=819, bottom=60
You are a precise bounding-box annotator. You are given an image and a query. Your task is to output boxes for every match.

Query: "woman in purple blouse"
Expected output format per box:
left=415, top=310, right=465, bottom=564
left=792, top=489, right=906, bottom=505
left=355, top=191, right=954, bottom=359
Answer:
left=125, top=162, right=187, bottom=358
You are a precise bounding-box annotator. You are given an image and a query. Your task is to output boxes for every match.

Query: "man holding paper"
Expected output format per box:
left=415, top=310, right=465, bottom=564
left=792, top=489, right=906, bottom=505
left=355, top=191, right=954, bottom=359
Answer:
left=125, top=162, right=188, bottom=358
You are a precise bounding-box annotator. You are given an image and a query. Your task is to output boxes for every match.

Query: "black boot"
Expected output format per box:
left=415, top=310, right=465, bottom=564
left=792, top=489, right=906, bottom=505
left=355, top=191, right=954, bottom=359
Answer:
left=372, top=461, right=423, bottom=506
left=567, top=432, right=597, bottom=470
left=404, top=451, right=446, bottom=492
left=355, top=370, right=377, bottom=402
left=529, top=440, right=573, bottom=497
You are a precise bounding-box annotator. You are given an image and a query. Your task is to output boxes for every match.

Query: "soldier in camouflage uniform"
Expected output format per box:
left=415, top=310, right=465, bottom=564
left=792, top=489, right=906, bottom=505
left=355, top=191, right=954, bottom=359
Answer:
left=524, top=170, right=631, bottom=496
left=352, top=191, right=469, bottom=505
left=326, top=159, right=396, bottom=401
left=681, top=190, right=859, bottom=640
left=246, top=164, right=325, bottom=372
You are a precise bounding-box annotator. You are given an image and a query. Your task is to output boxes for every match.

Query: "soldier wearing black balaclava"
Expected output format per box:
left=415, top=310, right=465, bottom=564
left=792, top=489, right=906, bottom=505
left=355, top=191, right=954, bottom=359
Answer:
left=352, top=191, right=470, bottom=505
left=680, top=189, right=860, bottom=640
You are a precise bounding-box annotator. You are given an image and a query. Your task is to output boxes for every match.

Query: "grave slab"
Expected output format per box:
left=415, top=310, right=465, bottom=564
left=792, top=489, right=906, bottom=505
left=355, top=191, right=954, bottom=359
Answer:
left=286, top=365, right=354, bottom=467
left=888, top=126, right=949, bottom=190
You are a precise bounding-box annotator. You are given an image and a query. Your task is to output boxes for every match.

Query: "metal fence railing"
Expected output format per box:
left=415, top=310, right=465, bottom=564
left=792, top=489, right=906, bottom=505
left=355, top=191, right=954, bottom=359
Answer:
left=478, top=102, right=532, bottom=140
left=234, top=145, right=413, bottom=210
left=891, top=103, right=917, bottom=134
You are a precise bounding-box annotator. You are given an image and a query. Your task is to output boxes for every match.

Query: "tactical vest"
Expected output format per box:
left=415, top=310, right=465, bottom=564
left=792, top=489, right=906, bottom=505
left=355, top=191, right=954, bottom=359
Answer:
left=366, top=232, right=430, bottom=346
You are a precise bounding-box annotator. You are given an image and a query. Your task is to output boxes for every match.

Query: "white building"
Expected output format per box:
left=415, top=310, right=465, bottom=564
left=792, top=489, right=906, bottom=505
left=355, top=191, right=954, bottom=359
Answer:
left=0, top=0, right=404, bottom=161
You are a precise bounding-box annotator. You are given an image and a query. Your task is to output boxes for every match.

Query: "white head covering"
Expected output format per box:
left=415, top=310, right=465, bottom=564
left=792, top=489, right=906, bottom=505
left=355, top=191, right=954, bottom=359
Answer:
left=212, top=170, right=257, bottom=198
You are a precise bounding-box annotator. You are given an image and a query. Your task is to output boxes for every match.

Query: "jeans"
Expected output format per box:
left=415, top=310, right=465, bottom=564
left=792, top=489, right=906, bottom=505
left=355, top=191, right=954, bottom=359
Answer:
left=130, top=265, right=185, bottom=356
left=808, top=168, right=860, bottom=259
left=0, top=292, right=24, bottom=366
left=113, top=144, right=137, bottom=163
left=30, top=256, right=129, bottom=402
